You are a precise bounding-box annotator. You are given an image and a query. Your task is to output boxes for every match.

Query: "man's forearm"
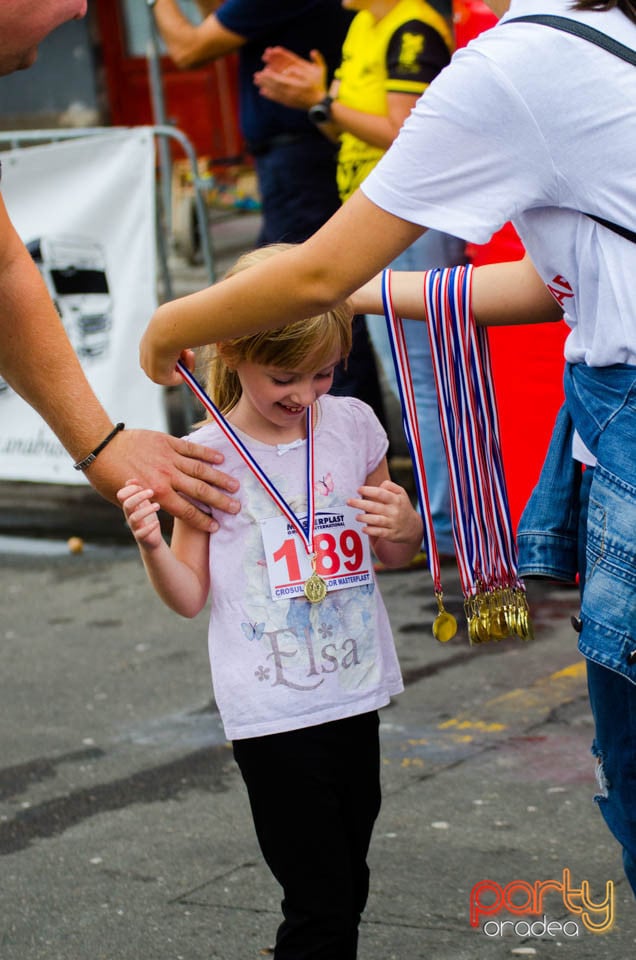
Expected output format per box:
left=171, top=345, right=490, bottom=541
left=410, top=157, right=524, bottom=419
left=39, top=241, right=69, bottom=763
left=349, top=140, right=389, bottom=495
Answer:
left=0, top=239, right=114, bottom=461
left=152, top=0, right=242, bottom=68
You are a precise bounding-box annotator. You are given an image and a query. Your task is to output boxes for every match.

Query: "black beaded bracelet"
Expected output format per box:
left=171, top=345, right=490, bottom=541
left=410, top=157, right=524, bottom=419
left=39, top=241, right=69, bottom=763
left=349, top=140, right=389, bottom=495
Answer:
left=73, top=422, right=125, bottom=472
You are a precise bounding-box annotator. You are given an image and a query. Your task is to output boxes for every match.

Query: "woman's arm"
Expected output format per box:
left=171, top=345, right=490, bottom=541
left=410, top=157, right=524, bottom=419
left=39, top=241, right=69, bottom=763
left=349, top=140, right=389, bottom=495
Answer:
left=472, top=256, right=563, bottom=325
left=139, top=192, right=562, bottom=388
left=351, top=254, right=563, bottom=326
left=140, top=191, right=424, bottom=385
left=347, top=458, right=423, bottom=569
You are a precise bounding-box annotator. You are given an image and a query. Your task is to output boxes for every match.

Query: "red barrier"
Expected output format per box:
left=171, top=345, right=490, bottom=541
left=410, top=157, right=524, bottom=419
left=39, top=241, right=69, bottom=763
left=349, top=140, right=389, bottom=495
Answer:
left=453, top=1, right=567, bottom=528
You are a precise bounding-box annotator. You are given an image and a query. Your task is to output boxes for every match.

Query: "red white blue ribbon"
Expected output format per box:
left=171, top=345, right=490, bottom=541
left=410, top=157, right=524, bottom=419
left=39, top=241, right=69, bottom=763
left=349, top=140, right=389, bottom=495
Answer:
left=383, top=266, right=523, bottom=605
left=176, top=359, right=316, bottom=557
left=382, top=271, right=443, bottom=593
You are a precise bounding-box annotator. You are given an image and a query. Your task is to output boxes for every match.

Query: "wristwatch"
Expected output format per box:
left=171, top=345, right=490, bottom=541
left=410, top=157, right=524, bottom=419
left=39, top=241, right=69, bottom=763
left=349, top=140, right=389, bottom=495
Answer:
left=308, top=95, right=334, bottom=125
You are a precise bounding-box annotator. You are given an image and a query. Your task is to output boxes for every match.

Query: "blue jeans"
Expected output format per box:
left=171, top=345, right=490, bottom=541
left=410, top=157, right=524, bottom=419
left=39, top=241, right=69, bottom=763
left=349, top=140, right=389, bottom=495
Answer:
left=517, top=402, right=582, bottom=582
left=518, top=363, right=636, bottom=894
left=587, top=659, right=636, bottom=896
left=563, top=364, right=636, bottom=683
left=366, top=230, right=467, bottom=555
left=565, top=364, right=636, bottom=897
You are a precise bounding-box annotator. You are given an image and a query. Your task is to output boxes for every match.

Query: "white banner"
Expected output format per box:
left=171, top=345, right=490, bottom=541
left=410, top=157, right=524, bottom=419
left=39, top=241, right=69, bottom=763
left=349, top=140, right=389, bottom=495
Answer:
left=0, top=128, right=167, bottom=484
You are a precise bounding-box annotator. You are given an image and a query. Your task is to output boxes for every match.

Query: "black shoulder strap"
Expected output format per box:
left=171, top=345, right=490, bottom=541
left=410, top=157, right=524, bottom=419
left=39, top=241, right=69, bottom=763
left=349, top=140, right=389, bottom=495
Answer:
left=505, top=14, right=636, bottom=244
left=506, top=14, right=636, bottom=64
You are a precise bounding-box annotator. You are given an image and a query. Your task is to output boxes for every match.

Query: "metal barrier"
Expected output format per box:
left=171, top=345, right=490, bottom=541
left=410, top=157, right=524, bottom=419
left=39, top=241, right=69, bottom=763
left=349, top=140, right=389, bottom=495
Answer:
left=0, top=124, right=216, bottom=297
left=0, top=124, right=216, bottom=435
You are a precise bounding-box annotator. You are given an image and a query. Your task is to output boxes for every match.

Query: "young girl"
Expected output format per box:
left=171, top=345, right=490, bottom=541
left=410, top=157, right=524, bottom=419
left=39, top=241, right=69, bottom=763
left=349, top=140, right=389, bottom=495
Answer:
left=119, top=246, right=423, bottom=960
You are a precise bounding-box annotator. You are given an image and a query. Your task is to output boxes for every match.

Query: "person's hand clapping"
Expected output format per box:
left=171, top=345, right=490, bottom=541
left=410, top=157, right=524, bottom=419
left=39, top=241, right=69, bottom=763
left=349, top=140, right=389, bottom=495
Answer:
left=254, top=46, right=328, bottom=111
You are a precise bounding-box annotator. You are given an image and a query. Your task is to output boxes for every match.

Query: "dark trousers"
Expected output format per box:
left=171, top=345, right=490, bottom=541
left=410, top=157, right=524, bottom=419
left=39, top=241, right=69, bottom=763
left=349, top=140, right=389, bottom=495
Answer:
left=253, top=135, right=341, bottom=246
left=232, top=711, right=381, bottom=960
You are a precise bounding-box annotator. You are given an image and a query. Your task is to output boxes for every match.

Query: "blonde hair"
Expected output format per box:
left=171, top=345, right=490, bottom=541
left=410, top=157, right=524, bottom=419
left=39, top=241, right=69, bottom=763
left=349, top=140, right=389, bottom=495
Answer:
left=200, top=244, right=353, bottom=415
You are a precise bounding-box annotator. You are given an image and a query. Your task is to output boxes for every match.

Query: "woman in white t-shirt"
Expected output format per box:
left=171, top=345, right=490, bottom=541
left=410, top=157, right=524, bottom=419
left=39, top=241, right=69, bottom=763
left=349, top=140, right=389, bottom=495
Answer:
left=140, top=0, right=636, bottom=896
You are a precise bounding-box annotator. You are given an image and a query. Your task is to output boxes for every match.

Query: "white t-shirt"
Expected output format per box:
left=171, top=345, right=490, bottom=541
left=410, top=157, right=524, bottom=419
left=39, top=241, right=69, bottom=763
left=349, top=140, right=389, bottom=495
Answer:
left=361, top=0, right=636, bottom=367
left=187, top=394, right=403, bottom=741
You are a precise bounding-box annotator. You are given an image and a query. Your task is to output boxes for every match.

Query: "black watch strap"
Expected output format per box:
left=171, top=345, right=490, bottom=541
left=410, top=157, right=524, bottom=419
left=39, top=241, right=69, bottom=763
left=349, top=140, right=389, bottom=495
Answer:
left=308, top=95, right=334, bottom=125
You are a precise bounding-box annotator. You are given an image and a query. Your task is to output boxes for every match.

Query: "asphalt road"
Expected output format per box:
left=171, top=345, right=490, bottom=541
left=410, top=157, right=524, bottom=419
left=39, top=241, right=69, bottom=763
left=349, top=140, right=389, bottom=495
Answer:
left=1, top=535, right=634, bottom=960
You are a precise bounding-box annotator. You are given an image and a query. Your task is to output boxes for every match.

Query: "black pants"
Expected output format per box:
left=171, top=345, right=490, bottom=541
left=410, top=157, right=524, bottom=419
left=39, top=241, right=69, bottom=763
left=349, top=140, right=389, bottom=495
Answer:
left=232, top=712, right=381, bottom=960
left=252, top=134, right=341, bottom=246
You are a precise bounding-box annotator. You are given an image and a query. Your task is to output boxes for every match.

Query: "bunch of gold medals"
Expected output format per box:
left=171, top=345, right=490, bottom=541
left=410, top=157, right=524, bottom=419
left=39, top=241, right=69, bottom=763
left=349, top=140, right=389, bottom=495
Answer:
left=382, top=266, right=534, bottom=648
left=464, top=584, right=533, bottom=645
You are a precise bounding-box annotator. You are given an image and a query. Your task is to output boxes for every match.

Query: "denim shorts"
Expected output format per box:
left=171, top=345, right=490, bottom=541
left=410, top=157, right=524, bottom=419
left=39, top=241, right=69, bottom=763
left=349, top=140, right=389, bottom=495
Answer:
left=564, top=363, right=636, bottom=683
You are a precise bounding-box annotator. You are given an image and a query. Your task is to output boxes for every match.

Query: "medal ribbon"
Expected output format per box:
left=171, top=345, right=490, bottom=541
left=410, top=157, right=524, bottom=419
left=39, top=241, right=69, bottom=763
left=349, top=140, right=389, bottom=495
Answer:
left=423, top=267, right=519, bottom=595
left=382, top=271, right=442, bottom=593
left=383, top=266, right=530, bottom=642
left=176, top=360, right=316, bottom=558
left=427, top=267, right=493, bottom=595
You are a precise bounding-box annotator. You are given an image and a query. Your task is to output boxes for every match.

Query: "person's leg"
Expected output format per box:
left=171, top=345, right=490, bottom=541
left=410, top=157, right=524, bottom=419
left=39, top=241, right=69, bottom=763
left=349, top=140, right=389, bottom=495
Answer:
left=233, top=713, right=381, bottom=960
left=586, top=660, right=636, bottom=896
left=574, top=405, right=636, bottom=896
left=254, top=137, right=341, bottom=246
left=336, top=711, right=382, bottom=956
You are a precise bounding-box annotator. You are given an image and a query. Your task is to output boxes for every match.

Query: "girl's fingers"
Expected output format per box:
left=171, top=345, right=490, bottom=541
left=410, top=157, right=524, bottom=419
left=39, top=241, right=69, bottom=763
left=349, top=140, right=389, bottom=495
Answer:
left=128, top=501, right=160, bottom=527
left=123, top=488, right=156, bottom=513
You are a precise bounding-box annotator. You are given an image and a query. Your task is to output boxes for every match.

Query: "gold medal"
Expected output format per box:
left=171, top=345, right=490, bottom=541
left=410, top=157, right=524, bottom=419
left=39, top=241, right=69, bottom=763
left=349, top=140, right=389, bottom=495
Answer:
left=433, top=611, right=458, bottom=643
left=432, top=592, right=457, bottom=643
left=514, top=592, right=533, bottom=641
left=304, top=571, right=327, bottom=604
left=468, top=615, right=481, bottom=645
left=489, top=592, right=509, bottom=641
left=476, top=611, right=492, bottom=643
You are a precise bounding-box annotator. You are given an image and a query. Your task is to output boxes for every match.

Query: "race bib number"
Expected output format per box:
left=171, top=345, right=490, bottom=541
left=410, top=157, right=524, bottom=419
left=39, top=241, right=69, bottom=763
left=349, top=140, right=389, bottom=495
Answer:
left=261, top=507, right=373, bottom=601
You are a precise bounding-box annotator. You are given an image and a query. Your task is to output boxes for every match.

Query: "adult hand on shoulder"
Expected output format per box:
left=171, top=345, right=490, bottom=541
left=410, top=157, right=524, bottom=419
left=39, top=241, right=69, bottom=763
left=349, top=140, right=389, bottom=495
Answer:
left=86, top=428, right=240, bottom=532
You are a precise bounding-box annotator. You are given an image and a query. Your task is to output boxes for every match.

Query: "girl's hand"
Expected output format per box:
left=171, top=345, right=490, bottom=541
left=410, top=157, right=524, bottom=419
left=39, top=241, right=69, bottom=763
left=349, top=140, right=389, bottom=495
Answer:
left=117, top=479, right=163, bottom=550
left=347, top=480, right=422, bottom=544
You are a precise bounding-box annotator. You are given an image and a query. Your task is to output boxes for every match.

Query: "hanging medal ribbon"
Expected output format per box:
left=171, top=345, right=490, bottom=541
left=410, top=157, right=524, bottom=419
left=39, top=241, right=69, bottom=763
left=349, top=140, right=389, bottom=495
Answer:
left=383, top=267, right=532, bottom=644
left=424, top=267, right=532, bottom=642
left=176, top=360, right=327, bottom=603
left=382, top=272, right=458, bottom=643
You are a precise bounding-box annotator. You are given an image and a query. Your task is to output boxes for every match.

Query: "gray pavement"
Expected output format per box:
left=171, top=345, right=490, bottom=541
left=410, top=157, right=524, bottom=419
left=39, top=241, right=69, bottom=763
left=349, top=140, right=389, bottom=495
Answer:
left=1, top=540, right=635, bottom=959
left=1, top=212, right=635, bottom=957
